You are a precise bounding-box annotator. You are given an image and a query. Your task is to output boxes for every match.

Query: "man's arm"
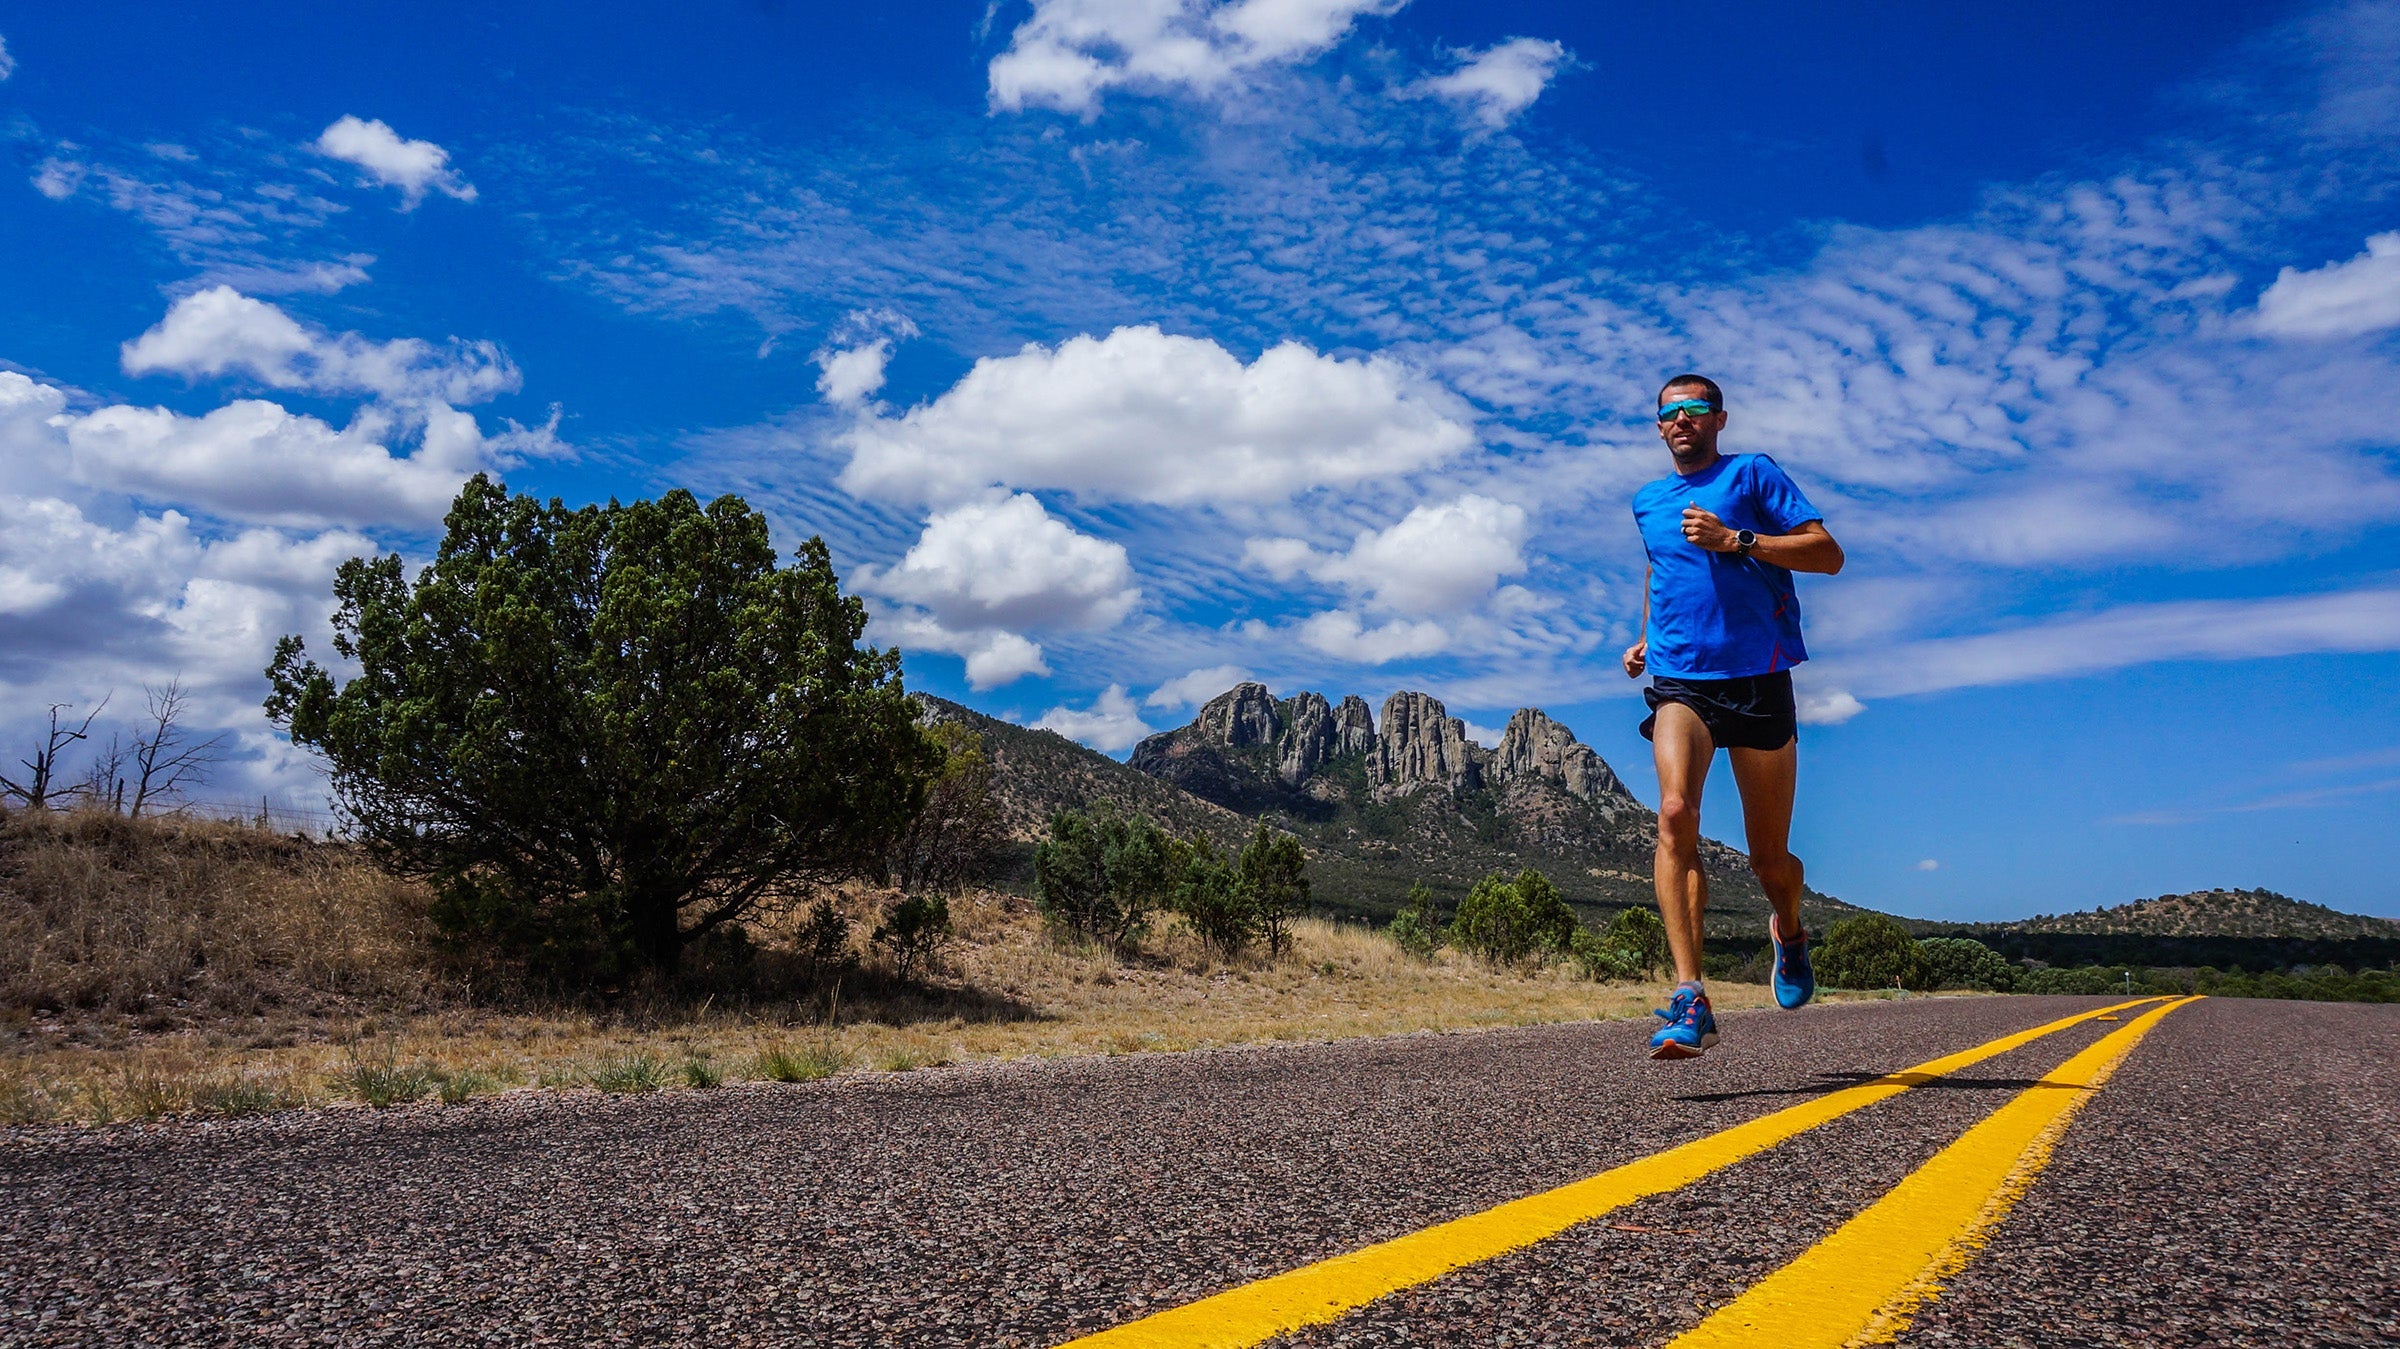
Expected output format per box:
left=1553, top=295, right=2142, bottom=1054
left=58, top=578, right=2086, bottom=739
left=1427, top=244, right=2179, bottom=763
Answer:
left=1679, top=510, right=1845, bottom=575
left=1622, top=566, right=1650, bottom=678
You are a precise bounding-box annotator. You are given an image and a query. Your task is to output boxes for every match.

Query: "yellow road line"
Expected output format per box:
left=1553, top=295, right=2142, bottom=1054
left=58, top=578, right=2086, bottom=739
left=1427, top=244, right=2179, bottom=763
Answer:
left=1667, top=995, right=2201, bottom=1349
left=1056, top=998, right=2166, bottom=1349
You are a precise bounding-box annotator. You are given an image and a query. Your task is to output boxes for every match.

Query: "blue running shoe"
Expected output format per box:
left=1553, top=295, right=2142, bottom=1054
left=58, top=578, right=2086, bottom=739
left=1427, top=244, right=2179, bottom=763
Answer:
left=1770, top=916, right=1815, bottom=1010
left=1648, top=986, right=1719, bottom=1060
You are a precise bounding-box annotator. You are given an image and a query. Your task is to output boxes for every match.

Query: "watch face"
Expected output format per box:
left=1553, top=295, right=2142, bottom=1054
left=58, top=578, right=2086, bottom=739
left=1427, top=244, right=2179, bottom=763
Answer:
left=1737, top=529, right=1756, bottom=547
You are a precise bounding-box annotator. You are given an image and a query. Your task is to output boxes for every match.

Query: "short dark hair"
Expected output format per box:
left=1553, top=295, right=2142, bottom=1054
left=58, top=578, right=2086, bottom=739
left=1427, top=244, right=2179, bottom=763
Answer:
left=1658, top=373, right=1724, bottom=408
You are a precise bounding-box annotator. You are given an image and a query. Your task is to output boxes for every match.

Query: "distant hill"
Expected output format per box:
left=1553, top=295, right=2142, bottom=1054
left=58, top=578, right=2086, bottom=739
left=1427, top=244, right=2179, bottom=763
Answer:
left=925, top=683, right=1858, bottom=936
left=1959, top=888, right=2400, bottom=973
left=1992, top=888, right=2400, bottom=940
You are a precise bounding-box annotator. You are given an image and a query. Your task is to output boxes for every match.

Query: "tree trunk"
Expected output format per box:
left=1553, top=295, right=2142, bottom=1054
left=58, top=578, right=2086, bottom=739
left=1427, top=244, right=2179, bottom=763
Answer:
left=629, top=890, right=683, bottom=974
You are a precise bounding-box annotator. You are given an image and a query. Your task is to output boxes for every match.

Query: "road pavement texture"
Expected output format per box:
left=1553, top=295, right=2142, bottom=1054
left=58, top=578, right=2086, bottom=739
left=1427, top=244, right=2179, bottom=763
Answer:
left=4, top=996, right=2393, bottom=1347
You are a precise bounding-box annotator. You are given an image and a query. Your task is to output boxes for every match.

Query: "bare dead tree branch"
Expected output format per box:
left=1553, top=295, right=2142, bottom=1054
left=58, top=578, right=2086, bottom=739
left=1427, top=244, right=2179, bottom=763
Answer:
left=76, top=733, right=131, bottom=813
left=129, top=679, right=226, bottom=818
left=0, top=697, right=110, bottom=810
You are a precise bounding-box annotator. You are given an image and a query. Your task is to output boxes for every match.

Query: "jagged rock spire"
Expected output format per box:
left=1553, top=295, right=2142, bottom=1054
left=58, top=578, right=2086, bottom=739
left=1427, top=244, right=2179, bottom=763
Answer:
left=1491, top=708, right=1628, bottom=803
left=1371, top=691, right=1479, bottom=797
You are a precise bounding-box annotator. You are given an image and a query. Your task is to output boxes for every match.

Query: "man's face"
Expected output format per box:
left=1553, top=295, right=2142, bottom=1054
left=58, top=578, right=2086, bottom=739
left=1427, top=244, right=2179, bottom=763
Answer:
left=1656, top=384, right=1725, bottom=460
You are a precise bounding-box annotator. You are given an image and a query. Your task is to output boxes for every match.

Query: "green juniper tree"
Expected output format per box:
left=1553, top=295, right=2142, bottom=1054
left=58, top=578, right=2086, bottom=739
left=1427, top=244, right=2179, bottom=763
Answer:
left=264, top=475, right=939, bottom=980
left=1235, top=822, right=1309, bottom=958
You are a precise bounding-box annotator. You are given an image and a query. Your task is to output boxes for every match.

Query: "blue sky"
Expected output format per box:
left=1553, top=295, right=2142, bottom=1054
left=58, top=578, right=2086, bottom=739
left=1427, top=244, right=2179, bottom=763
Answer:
left=3, top=1, right=2397, bottom=921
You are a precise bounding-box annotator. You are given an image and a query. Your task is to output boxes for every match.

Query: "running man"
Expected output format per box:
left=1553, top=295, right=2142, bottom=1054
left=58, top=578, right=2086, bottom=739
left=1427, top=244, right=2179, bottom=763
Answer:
left=1624, top=374, right=1845, bottom=1059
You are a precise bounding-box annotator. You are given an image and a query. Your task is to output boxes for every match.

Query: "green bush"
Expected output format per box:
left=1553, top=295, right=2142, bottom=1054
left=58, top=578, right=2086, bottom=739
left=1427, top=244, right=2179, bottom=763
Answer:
left=1235, top=823, right=1310, bottom=957
left=798, top=897, right=857, bottom=985
left=873, top=893, right=954, bottom=982
left=1449, top=868, right=1576, bottom=965
left=1034, top=805, right=1176, bottom=947
left=2015, top=964, right=2130, bottom=995
left=1388, top=881, right=1443, bottom=958
left=1175, top=835, right=1253, bottom=956
left=1570, top=908, right=1669, bottom=982
left=1818, top=914, right=1932, bottom=991
left=1919, top=936, right=2017, bottom=992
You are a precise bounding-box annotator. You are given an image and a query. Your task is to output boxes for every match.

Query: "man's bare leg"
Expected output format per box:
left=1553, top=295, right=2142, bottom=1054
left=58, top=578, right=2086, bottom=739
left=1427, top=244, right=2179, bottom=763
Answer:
left=1727, top=740, right=1804, bottom=942
left=1650, top=702, right=1716, bottom=985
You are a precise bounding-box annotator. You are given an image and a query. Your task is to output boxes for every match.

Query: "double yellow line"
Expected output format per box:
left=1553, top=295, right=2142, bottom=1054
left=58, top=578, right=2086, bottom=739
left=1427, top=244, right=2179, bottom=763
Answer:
left=1058, top=996, right=2196, bottom=1349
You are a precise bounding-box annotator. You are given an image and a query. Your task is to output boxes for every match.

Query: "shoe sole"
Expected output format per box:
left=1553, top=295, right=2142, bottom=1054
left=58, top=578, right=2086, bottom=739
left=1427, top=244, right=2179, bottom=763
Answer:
left=1649, top=1031, right=1720, bottom=1060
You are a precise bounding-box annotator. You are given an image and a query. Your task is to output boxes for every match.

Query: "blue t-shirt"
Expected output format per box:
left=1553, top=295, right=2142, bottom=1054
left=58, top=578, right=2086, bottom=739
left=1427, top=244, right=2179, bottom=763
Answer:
left=1632, top=453, right=1823, bottom=679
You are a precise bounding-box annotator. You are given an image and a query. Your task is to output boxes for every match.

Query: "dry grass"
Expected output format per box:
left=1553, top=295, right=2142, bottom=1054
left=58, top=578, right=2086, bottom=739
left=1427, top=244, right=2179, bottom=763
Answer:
left=0, top=809, right=1836, bottom=1127
left=0, top=805, right=443, bottom=1026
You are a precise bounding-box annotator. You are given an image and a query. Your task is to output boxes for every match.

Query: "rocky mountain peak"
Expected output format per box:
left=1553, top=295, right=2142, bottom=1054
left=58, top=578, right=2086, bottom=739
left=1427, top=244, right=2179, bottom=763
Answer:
left=1193, top=682, right=1279, bottom=749
left=1371, top=691, right=1480, bottom=798
left=1491, top=708, right=1630, bottom=804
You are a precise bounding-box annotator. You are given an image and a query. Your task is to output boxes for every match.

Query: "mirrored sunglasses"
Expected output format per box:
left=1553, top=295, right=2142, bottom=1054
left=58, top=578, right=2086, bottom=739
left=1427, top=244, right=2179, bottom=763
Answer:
left=1656, top=398, right=1719, bottom=423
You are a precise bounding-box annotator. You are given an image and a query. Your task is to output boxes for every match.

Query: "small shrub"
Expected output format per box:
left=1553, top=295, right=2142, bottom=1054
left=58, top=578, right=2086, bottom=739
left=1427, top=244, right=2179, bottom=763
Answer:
left=1235, top=823, right=1310, bottom=958
left=873, top=1045, right=923, bottom=1072
left=2015, top=964, right=2127, bottom=995
left=1919, top=936, right=2016, bottom=992
left=114, top=1068, right=185, bottom=1120
left=756, top=1042, right=848, bottom=1083
left=587, top=1053, right=669, bottom=1094
left=190, top=1076, right=290, bottom=1118
left=873, top=893, right=955, bottom=983
left=435, top=1069, right=499, bottom=1104
left=1818, top=915, right=1932, bottom=991
left=1449, top=869, right=1576, bottom=965
left=336, top=1051, right=434, bottom=1108
left=1034, top=805, right=1175, bottom=947
left=0, top=1074, right=62, bottom=1126
left=681, top=1056, right=724, bottom=1089
left=1572, top=907, right=1669, bottom=982
left=799, top=898, right=857, bottom=986
left=1388, top=881, right=1443, bottom=958
left=1175, top=836, right=1253, bottom=957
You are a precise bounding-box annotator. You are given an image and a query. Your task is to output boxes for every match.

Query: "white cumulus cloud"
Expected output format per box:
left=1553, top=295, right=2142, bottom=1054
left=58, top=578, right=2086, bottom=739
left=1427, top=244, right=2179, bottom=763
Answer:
left=122, top=286, right=518, bottom=406
left=1915, top=859, right=1941, bottom=872
left=988, top=0, right=1403, bottom=115
left=1412, top=37, right=1569, bottom=129
left=1031, top=684, right=1154, bottom=752
left=858, top=493, right=1139, bottom=691
left=1248, top=494, right=1530, bottom=615
left=2253, top=230, right=2400, bottom=338
left=1146, top=664, right=1253, bottom=709
left=313, top=115, right=476, bottom=206
left=837, top=325, right=1471, bottom=507
left=859, top=493, right=1140, bottom=632
left=61, top=399, right=491, bottom=530
left=1296, top=609, right=1448, bottom=663
left=1796, top=688, right=1867, bottom=726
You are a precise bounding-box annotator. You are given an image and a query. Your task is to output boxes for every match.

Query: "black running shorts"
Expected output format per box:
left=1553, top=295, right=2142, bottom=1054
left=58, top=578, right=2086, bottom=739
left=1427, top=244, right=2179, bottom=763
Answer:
left=1640, top=670, right=1798, bottom=752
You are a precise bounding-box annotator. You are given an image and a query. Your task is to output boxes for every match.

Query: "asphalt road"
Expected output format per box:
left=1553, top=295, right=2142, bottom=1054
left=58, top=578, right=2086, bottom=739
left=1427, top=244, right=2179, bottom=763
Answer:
left=4, top=996, right=2394, bottom=1347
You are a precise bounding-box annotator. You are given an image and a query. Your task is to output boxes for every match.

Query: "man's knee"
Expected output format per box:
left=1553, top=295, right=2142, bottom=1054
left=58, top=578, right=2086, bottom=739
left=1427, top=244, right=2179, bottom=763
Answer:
left=1750, top=849, right=1803, bottom=890
left=1657, top=795, right=1702, bottom=848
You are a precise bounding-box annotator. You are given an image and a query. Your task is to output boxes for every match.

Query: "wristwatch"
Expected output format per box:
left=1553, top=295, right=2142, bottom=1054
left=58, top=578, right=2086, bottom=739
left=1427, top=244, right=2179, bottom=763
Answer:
left=1735, top=528, right=1757, bottom=556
